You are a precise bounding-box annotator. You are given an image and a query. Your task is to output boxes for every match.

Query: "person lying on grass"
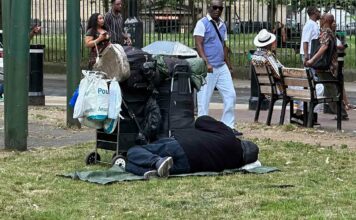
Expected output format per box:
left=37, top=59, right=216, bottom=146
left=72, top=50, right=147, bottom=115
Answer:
left=125, top=116, right=259, bottom=179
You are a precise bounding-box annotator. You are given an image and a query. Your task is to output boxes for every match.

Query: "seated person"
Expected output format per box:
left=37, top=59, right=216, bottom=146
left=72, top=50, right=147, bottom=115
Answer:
left=125, top=116, right=259, bottom=178
left=251, top=29, right=284, bottom=94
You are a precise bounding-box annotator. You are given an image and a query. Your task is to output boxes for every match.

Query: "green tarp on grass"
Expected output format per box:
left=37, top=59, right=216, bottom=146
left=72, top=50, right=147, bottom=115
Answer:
left=61, top=165, right=279, bottom=185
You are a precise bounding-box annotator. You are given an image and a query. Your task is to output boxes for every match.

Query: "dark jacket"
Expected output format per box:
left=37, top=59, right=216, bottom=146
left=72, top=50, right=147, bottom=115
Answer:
left=173, top=116, right=244, bottom=172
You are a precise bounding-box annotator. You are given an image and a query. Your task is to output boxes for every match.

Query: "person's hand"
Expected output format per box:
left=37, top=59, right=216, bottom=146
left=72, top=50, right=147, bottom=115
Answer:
left=125, top=37, right=132, bottom=46
left=207, top=63, right=213, bottom=73
left=31, top=25, right=41, bottom=36
left=97, top=32, right=108, bottom=42
left=305, top=60, right=313, bottom=67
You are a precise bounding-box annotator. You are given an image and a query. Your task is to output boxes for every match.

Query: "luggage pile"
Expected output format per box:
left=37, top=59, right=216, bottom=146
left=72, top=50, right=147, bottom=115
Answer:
left=76, top=43, right=206, bottom=167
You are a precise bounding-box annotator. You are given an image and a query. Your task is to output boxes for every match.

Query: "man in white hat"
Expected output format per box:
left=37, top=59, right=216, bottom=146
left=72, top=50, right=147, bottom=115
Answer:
left=251, top=29, right=283, bottom=91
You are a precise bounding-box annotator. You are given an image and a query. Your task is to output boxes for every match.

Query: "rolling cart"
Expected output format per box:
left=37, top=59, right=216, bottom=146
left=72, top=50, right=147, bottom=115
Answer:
left=85, top=98, right=148, bottom=168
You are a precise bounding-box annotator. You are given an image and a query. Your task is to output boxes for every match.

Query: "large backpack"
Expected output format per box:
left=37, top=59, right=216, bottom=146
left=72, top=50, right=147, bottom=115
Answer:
left=121, top=46, right=160, bottom=91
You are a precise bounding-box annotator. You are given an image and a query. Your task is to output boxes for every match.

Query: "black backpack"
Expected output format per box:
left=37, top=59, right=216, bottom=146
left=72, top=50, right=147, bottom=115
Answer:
left=121, top=46, right=160, bottom=90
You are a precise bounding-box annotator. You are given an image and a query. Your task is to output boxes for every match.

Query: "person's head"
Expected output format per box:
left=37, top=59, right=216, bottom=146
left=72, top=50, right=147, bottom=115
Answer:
left=111, top=0, right=123, bottom=13
left=241, top=140, right=259, bottom=164
left=208, top=0, right=224, bottom=21
left=320, top=13, right=334, bottom=29
left=87, top=13, right=105, bottom=31
left=253, top=29, right=276, bottom=50
left=331, top=20, right=337, bottom=32
left=307, top=6, right=321, bottom=21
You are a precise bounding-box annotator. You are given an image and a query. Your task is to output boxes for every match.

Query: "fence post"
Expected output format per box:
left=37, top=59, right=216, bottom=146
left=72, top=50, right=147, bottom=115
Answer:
left=66, top=0, right=81, bottom=128
left=3, top=0, right=31, bottom=151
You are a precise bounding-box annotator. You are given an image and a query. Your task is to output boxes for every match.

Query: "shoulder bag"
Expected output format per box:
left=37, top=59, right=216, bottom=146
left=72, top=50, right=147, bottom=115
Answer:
left=310, top=38, right=335, bottom=70
left=209, top=20, right=232, bottom=65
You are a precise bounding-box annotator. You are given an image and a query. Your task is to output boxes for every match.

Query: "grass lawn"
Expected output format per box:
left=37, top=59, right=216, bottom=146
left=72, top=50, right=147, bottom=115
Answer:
left=0, top=139, right=355, bottom=219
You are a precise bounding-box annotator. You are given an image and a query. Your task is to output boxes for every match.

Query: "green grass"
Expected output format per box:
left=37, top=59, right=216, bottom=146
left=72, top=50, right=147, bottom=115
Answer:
left=0, top=139, right=355, bottom=219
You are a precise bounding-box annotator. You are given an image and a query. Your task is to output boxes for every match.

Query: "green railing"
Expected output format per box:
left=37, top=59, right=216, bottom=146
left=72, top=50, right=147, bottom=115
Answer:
left=30, top=0, right=356, bottom=71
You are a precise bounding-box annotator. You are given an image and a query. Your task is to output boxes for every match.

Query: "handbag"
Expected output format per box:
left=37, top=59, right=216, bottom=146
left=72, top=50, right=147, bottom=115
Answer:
left=310, top=38, right=335, bottom=70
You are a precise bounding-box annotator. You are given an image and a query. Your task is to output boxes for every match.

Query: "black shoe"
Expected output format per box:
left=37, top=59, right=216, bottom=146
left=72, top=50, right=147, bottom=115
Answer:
left=232, top=129, right=243, bottom=136
left=334, top=115, right=349, bottom=121
left=155, top=157, right=173, bottom=177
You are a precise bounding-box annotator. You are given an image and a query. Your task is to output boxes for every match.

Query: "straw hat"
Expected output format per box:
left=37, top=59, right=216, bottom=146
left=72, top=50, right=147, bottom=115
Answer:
left=253, top=29, right=276, bottom=47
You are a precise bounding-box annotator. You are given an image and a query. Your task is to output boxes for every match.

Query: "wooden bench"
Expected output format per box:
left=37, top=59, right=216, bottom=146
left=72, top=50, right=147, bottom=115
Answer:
left=279, top=67, right=342, bottom=130
left=252, top=63, right=283, bottom=126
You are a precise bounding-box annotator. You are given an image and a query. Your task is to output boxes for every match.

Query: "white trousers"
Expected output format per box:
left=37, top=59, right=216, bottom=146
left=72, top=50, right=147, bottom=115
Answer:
left=197, top=64, right=236, bottom=128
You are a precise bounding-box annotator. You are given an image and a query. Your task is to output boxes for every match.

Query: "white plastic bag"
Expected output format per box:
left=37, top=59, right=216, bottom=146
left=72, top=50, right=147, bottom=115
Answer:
left=108, top=78, right=122, bottom=119
left=84, top=73, right=109, bottom=121
left=73, top=71, right=92, bottom=119
left=78, top=117, right=103, bottom=129
left=73, top=70, right=109, bottom=121
left=104, top=118, right=118, bottom=134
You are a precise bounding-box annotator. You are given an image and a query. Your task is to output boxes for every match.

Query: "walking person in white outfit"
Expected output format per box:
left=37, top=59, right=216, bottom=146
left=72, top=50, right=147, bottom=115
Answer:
left=193, top=0, right=242, bottom=136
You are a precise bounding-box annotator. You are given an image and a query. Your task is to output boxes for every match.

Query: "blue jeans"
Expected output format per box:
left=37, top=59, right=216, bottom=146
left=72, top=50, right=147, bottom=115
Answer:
left=125, top=138, right=190, bottom=176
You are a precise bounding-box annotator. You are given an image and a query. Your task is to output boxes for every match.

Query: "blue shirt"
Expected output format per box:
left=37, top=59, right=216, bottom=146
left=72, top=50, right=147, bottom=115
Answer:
left=193, top=15, right=227, bottom=68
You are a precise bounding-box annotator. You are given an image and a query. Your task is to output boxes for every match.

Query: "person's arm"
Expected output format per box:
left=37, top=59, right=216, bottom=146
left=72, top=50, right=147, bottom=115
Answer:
left=194, top=20, right=213, bottom=72
left=305, top=44, right=328, bottom=67
left=302, top=24, right=311, bottom=61
left=223, top=25, right=232, bottom=71
left=223, top=42, right=232, bottom=71
left=30, top=25, right=41, bottom=40
left=195, top=36, right=212, bottom=73
left=84, top=32, right=107, bottom=48
left=303, top=42, right=309, bottom=59
left=281, top=28, right=287, bottom=43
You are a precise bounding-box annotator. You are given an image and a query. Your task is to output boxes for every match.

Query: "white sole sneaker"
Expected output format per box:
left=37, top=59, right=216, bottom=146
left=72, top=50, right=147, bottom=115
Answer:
left=143, top=170, right=158, bottom=180
left=156, top=157, right=173, bottom=177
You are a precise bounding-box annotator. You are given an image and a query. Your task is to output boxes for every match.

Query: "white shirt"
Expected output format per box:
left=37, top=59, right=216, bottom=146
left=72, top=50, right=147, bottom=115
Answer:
left=300, top=19, right=319, bottom=55
left=193, top=14, right=228, bottom=41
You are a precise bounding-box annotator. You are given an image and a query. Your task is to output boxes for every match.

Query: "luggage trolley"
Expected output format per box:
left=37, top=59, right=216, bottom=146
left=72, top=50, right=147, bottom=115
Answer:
left=85, top=98, right=148, bottom=167
left=157, top=64, right=195, bottom=138
left=85, top=60, right=157, bottom=168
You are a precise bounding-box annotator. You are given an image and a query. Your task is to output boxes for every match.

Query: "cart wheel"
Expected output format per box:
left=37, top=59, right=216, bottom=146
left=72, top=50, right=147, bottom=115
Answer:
left=112, top=155, right=126, bottom=168
left=85, top=152, right=101, bottom=165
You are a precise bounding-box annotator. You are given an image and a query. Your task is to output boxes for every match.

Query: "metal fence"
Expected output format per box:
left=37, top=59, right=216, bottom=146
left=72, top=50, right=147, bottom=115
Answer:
left=30, top=0, right=356, bottom=71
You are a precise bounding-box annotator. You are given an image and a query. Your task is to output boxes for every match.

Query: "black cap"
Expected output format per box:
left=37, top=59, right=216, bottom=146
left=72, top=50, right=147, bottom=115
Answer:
left=241, top=140, right=259, bottom=164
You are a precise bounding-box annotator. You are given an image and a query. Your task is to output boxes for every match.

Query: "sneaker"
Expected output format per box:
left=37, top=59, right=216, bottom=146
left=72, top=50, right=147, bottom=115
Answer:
left=155, top=157, right=173, bottom=178
left=232, top=129, right=243, bottom=137
left=143, top=170, right=158, bottom=180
